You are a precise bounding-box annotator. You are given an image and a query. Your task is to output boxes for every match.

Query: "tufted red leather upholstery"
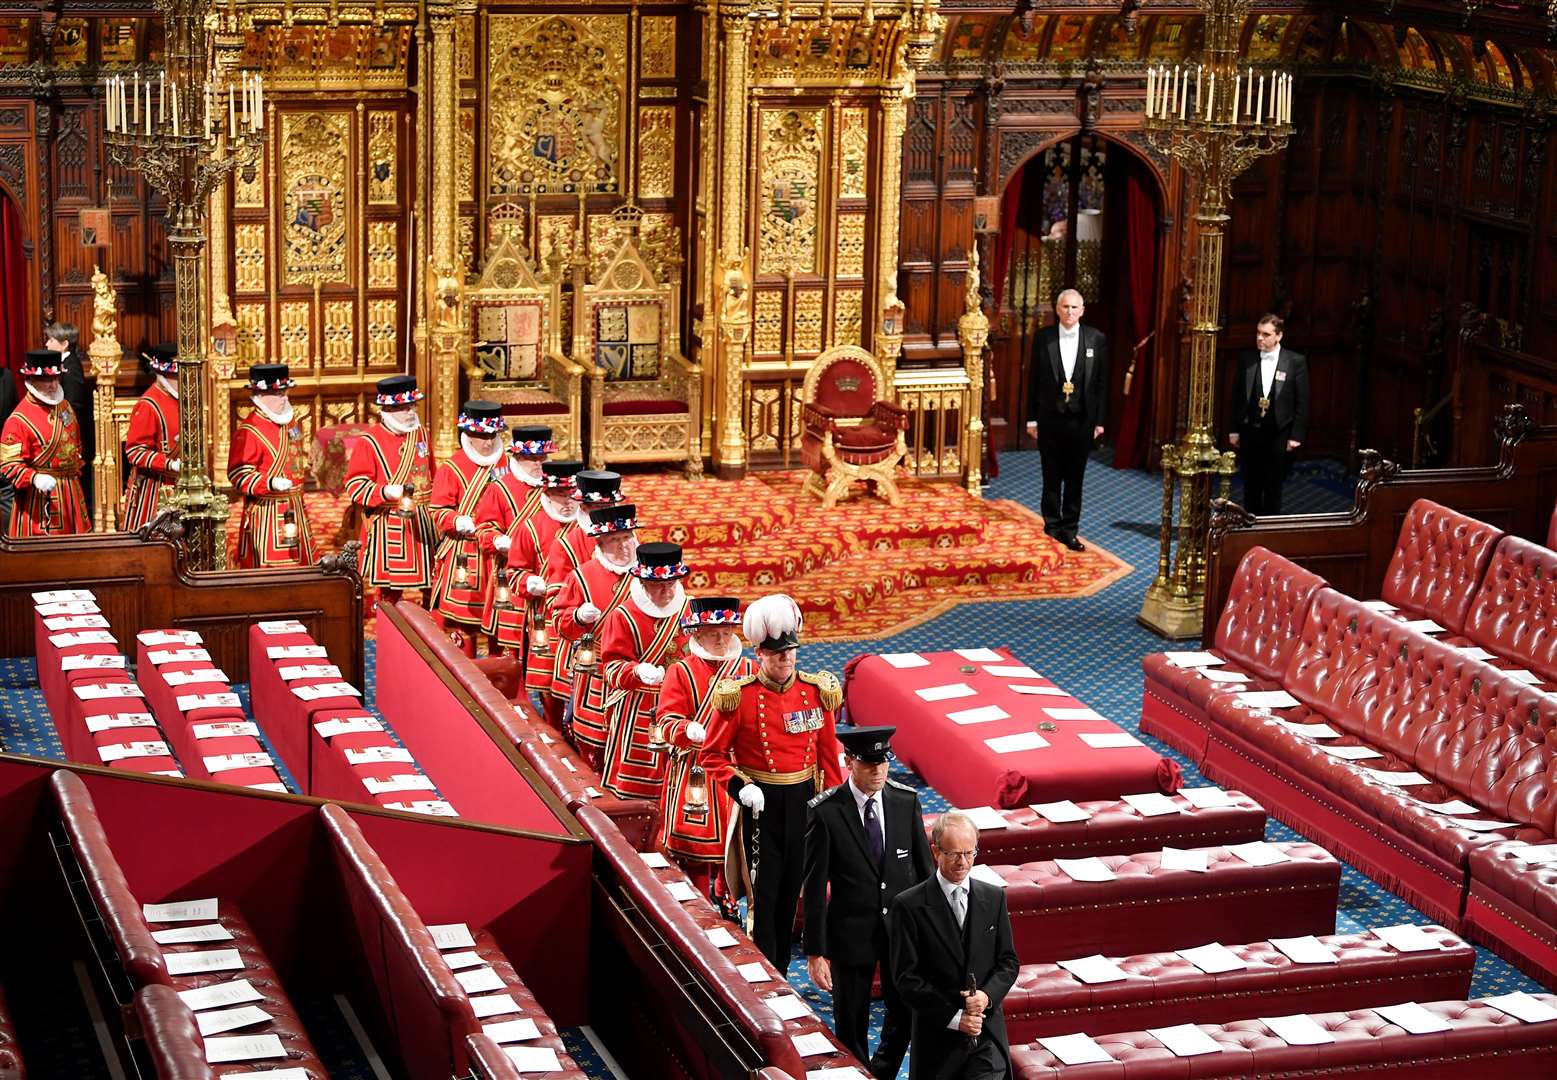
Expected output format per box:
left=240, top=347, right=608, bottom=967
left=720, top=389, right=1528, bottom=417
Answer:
left=1010, top=995, right=1557, bottom=1077
left=1003, top=925, right=1473, bottom=1044
left=467, top=1033, right=524, bottom=1079
left=1465, top=841, right=1557, bottom=984
left=924, top=793, right=1266, bottom=867
left=990, top=842, right=1339, bottom=963
left=135, top=983, right=326, bottom=1080
left=1380, top=499, right=1503, bottom=634
left=1549, top=501, right=1557, bottom=549
left=1463, top=536, right=1557, bottom=685
left=0, top=983, right=21, bottom=1079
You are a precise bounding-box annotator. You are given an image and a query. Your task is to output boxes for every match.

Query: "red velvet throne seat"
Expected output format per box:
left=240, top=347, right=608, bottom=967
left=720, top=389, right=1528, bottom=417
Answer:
left=800, top=346, right=909, bottom=509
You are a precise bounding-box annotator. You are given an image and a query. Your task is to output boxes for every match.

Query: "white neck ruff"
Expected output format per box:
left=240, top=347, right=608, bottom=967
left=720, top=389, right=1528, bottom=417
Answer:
left=381, top=409, right=421, bottom=435
left=631, top=578, right=685, bottom=619
left=688, top=636, right=741, bottom=663
left=27, top=381, right=64, bottom=406
left=594, top=546, right=634, bottom=576
left=512, top=460, right=544, bottom=486
left=156, top=374, right=179, bottom=399
left=251, top=396, right=294, bottom=426
left=460, top=434, right=505, bottom=467
left=541, top=495, right=575, bottom=524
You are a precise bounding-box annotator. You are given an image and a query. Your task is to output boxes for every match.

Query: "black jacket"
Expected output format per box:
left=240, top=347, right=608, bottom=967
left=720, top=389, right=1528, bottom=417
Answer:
left=0, top=367, right=15, bottom=423
left=889, top=875, right=1020, bottom=1080
left=1028, top=323, right=1109, bottom=431
left=59, top=348, right=94, bottom=459
left=1233, top=346, right=1309, bottom=442
left=803, top=780, right=934, bottom=965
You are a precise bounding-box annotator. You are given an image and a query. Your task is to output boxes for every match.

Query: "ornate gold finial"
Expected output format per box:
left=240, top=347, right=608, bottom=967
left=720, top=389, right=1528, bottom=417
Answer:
left=963, top=244, right=981, bottom=315
left=90, top=268, right=118, bottom=351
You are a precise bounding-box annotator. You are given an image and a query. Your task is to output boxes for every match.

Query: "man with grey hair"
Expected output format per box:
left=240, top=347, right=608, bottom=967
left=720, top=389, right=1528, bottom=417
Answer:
left=1026, top=289, right=1108, bottom=552
left=889, top=810, right=1018, bottom=1079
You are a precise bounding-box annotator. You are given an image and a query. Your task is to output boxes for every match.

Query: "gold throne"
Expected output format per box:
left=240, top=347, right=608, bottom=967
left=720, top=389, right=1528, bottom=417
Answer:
left=800, top=346, right=909, bottom=509
left=465, top=229, right=585, bottom=459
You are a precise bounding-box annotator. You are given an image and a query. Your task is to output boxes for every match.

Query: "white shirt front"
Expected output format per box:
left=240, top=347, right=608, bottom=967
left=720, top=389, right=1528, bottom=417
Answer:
left=936, top=870, right=972, bottom=1031
left=1058, top=325, right=1081, bottom=381
left=849, top=778, right=885, bottom=845
left=1259, top=349, right=1280, bottom=397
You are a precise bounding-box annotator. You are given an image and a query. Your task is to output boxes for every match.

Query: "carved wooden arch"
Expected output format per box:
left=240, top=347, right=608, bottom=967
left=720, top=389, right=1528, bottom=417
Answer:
left=997, top=125, right=1168, bottom=206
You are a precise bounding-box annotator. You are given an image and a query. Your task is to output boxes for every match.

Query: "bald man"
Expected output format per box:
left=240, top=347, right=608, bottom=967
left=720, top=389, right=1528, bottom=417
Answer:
left=1026, top=289, right=1108, bottom=552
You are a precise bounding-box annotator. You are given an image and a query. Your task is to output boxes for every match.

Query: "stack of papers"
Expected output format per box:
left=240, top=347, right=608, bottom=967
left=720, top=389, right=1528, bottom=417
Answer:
left=1010, top=684, right=1067, bottom=696
left=163, top=668, right=229, bottom=687
left=44, top=614, right=110, bottom=630
left=1458, top=646, right=1496, bottom=661
left=50, top=630, right=116, bottom=647
left=1160, top=847, right=1209, bottom=873
left=1322, top=744, right=1384, bottom=761
left=268, top=644, right=328, bottom=659
left=1201, top=669, right=1252, bottom=683
left=364, top=774, right=436, bottom=795
left=1260, top=1014, right=1334, bottom=1045
left=166, top=948, right=245, bottom=975
left=916, top=683, right=975, bottom=702
left=386, top=800, right=459, bottom=817
left=1177, top=942, right=1247, bottom=973
left=256, top=620, right=308, bottom=635
left=203, top=1034, right=286, bottom=1063
left=1505, top=670, right=1544, bottom=686
left=1398, top=619, right=1446, bottom=634
left=1054, top=857, right=1115, bottom=883
left=1045, top=707, right=1105, bottom=721
left=454, top=967, right=506, bottom=995
left=791, top=1032, right=834, bottom=1056
left=470, top=994, right=523, bottom=1018
left=191, top=721, right=259, bottom=739
left=152, top=924, right=234, bottom=945
left=1036, top=1033, right=1115, bottom=1065
left=36, top=600, right=100, bottom=616
left=1361, top=600, right=1397, bottom=613
left=1511, top=845, right=1557, bottom=865
left=985, top=665, right=1041, bottom=678
left=1270, top=936, right=1338, bottom=965
left=1446, top=817, right=1520, bottom=833
left=178, top=979, right=263, bottom=1011
left=139, top=629, right=203, bottom=646
left=962, top=806, right=1009, bottom=830
left=1148, top=1023, right=1222, bottom=1057
left=345, top=746, right=415, bottom=766
left=86, top=713, right=156, bottom=733
left=968, top=864, right=1007, bottom=888
left=33, top=588, right=96, bottom=603
left=428, top=923, right=477, bottom=950
left=705, top=927, right=739, bottom=949
left=315, top=716, right=383, bottom=738
left=75, top=682, right=144, bottom=700
left=1236, top=690, right=1300, bottom=709
left=1373, top=1002, right=1451, bottom=1034
left=145, top=898, right=219, bottom=922
left=1483, top=992, right=1557, bottom=1023
left=1227, top=841, right=1291, bottom=867
left=203, top=753, right=274, bottom=774
left=766, top=994, right=811, bottom=1021
left=61, top=654, right=127, bottom=671
left=196, top=1005, right=273, bottom=1036
left=503, top=1047, right=563, bottom=1072
left=1178, top=786, right=1237, bottom=809
left=640, top=852, right=672, bottom=868
left=1058, top=954, right=1129, bottom=984
left=664, top=880, right=699, bottom=902
left=1122, top=792, right=1183, bottom=817
left=292, top=681, right=362, bottom=701
left=277, top=664, right=343, bottom=681
left=878, top=653, right=928, bottom=668
left=1412, top=798, right=1479, bottom=816
left=1362, top=769, right=1432, bottom=787
left=1278, top=720, right=1342, bottom=739
left=148, top=648, right=212, bottom=664
left=1031, top=800, right=1091, bottom=824
left=483, top=1017, right=542, bottom=1043
left=1371, top=925, right=1443, bottom=953
left=176, top=692, right=242, bottom=711
left=100, top=741, right=170, bottom=763
left=736, top=962, right=771, bottom=983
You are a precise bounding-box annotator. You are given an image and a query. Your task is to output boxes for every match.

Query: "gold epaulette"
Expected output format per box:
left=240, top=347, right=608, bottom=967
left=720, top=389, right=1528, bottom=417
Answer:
left=713, top=674, right=755, bottom=712
left=797, top=669, right=842, bottom=711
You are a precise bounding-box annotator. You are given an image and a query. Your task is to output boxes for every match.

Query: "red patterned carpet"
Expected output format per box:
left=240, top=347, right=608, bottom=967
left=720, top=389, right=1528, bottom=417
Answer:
left=227, top=471, right=1131, bottom=641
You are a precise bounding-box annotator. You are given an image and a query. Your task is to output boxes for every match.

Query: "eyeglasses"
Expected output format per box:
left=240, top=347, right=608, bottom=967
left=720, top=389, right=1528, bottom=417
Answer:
left=940, top=849, right=978, bottom=862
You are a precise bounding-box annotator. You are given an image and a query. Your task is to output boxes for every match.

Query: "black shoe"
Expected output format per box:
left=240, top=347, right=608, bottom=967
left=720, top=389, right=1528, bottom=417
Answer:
left=1063, top=536, right=1085, bottom=552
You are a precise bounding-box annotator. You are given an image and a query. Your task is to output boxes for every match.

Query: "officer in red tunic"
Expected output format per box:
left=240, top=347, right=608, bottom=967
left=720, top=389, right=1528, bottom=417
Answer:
left=511, top=459, right=581, bottom=726
left=228, top=364, right=316, bottom=568
left=552, top=502, right=639, bottom=769
left=657, top=596, right=754, bottom=901
left=427, top=400, right=507, bottom=656
left=544, top=469, right=624, bottom=586
left=702, top=594, right=844, bottom=971
left=476, top=424, right=553, bottom=644
left=600, top=542, right=691, bottom=799
left=344, top=375, right=435, bottom=606
left=0, top=349, right=91, bottom=537
left=121, top=343, right=180, bottom=531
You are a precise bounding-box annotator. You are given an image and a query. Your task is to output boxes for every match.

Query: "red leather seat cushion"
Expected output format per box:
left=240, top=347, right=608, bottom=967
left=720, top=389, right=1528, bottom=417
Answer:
left=1469, top=843, right=1557, bottom=928
left=833, top=423, right=896, bottom=453
left=602, top=398, right=688, bottom=416
left=498, top=399, right=568, bottom=415
left=1380, top=499, right=1503, bottom=635
left=1463, top=536, right=1557, bottom=685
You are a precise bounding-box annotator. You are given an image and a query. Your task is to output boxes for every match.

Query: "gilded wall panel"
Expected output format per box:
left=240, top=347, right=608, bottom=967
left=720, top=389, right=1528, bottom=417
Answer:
left=456, top=14, right=476, bottom=80
left=833, top=289, right=862, bottom=347
left=368, top=111, right=397, bottom=205
left=587, top=215, right=627, bottom=283
left=758, top=109, right=822, bottom=275
left=457, top=107, right=476, bottom=203
left=323, top=300, right=355, bottom=368
left=368, top=299, right=398, bottom=368
left=638, top=213, right=680, bottom=282
left=367, top=221, right=397, bottom=289
left=748, top=19, right=894, bottom=84
left=836, top=212, right=866, bottom=277
left=487, top=15, right=627, bottom=196
left=234, top=224, right=267, bottom=293
left=235, top=303, right=267, bottom=362
left=280, top=301, right=311, bottom=365
left=793, top=288, right=825, bottom=353
left=282, top=112, right=352, bottom=285
left=235, top=156, right=266, bottom=207
left=457, top=216, right=476, bottom=273
left=539, top=215, right=578, bottom=268
left=640, top=16, right=676, bottom=79
left=637, top=107, right=675, bottom=200
left=840, top=107, right=869, bottom=198
left=249, top=26, right=410, bottom=90
left=753, top=291, right=784, bottom=354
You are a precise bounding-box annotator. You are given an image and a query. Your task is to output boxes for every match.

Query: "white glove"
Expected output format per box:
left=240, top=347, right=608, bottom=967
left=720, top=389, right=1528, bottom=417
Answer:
left=169, top=459, right=181, bottom=472
left=738, top=784, right=765, bottom=814
left=270, top=476, right=293, bottom=492
left=455, top=515, right=476, bottom=535
left=576, top=602, right=601, bottom=625
left=525, top=574, right=547, bottom=597
left=383, top=483, right=404, bottom=500
left=685, top=721, right=706, bottom=745
left=634, top=663, right=664, bottom=686
left=33, top=473, right=56, bottom=493
left=494, top=534, right=513, bottom=552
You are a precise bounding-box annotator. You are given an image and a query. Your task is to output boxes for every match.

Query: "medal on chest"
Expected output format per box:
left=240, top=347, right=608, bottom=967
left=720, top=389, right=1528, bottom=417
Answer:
left=783, top=707, right=823, bottom=734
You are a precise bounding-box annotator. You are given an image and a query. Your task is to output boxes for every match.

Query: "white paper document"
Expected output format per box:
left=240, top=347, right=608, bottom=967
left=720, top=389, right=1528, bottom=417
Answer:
left=165, top=948, right=245, bottom=975
left=1363, top=769, right=1432, bottom=787
left=278, top=664, right=343, bottom=681
left=50, top=630, right=116, bottom=647
left=1160, top=847, right=1209, bottom=873
left=1036, top=1033, right=1115, bottom=1065
left=256, top=620, right=309, bottom=635
left=196, top=1005, right=273, bottom=1037
left=145, top=898, right=219, bottom=922
left=1362, top=600, right=1397, bottom=613
left=1446, top=817, right=1520, bottom=833
left=1031, top=800, right=1092, bottom=823
left=163, top=668, right=230, bottom=687
left=1458, top=646, right=1496, bottom=661
left=1009, top=684, right=1067, bottom=696
left=345, top=746, right=415, bottom=766
left=664, top=880, right=698, bottom=902
left=1078, top=732, right=1142, bottom=749
left=1270, top=936, right=1338, bottom=965
left=1278, top=720, right=1342, bottom=739
left=45, top=615, right=110, bottom=630
left=177, top=979, right=262, bottom=1012
left=1398, top=619, right=1446, bottom=635
left=1322, top=744, right=1384, bottom=761
left=984, top=665, right=1041, bottom=679
left=1201, top=669, right=1252, bottom=683
left=428, top=923, right=476, bottom=950
left=469, top=993, right=522, bottom=1019
left=915, top=683, right=976, bottom=702
left=442, top=951, right=486, bottom=971
left=954, top=648, right=1004, bottom=662
left=483, top=1017, right=542, bottom=1043
left=86, top=713, right=156, bottom=733
left=363, top=774, right=436, bottom=794
left=766, top=994, right=811, bottom=1020
left=1371, top=924, right=1443, bottom=953
left=1413, top=798, right=1479, bottom=816
left=62, top=653, right=127, bottom=671
left=99, top=741, right=170, bottom=763
left=385, top=800, right=458, bottom=817
left=1177, top=942, right=1247, bottom=974
left=148, top=648, right=212, bottom=665
left=967, top=864, right=1007, bottom=888
left=704, top=927, right=739, bottom=949
left=1178, top=786, right=1237, bottom=809
left=34, top=588, right=96, bottom=604
left=152, top=923, right=234, bottom=945
left=75, top=682, right=144, bottom=700
left=139, top=630, right=202, bottom=646
left=878, top=653, right=929, bottom=668
left=791, top=1032, right=835, bottom=1057
left=315, top=716, right=382, bottom=739
left=1511, top=845, right=1557, bottom=865
left=192, top=722, right=259, bottom=740
left=640, top=851, right=672, bottom=868
left=176, top=692, right=242, bottom=711
left=203, top=1034, right=285, bottom=1063
left=961, top=806, right=1009, bottom=830
left=1148, top=1023, right=1222, bottom=1057
left=736, top=961, right=772, bottom=982
left=1165, top=651, right=1225, bottom=668
left=1054, top=857, right=1115, bottom=883
left=204, top=753, right=274, bottom=774
left=454, top=966, right=506, bottom=995
left=1374, top=1002, right=1451, bottom=1034
left=292, top=681, right=362, bottom=700
left=1482, top=991, right=1557, bottom=1024
left=985, top=732, right=1049, bottom=754
left=1122, top=792, right=1183, bottom=817
left=267, top=644, right=327, bottom=659
left=1260, top=1014, right=1335, bottom=1045
left=503, top=1046, right=563, bottom=1072
left=249, top=783, right=289, bottom=794
left=805, top=1069, right=870, bottom=1080
left=1228, top=841, right=1291, bottom=867
left=36, top=600, right=101, bottom=616
left=1505, top=669, right=1544, bottom=685
left=1044, top=707, right=1105, bottom=721
left=1236, top=690, right=1300, bottom=709
left=1058, top=954, right=1129, bottom=984
left=947, top=704, right=1010, bottom=726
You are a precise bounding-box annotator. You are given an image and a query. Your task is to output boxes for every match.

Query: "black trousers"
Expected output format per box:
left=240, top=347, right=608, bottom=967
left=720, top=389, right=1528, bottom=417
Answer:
left=832, top=951, right=912, bottom=1080
left=1038, top=414, right=1092, bottom=539
left=744, top=779, right=811, bottom=972
left=1238, top=424, right=1292, bottom=515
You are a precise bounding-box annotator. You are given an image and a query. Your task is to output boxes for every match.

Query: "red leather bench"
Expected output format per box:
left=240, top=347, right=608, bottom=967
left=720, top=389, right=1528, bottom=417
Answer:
left=1003, top=925, right=1473, bottom=1044
left=1380, top=498, right=1504, bottom=635
left=0, top=983, right=21, bottom=1080
left=1142, top=546, right=1327, bottom=762
left=1010, top=996, right=1557, bottom=1077
left=1465, top=843, right=1557, bottom=987
left=467, top=1032, right=527, bottom=1079
left=246, top=621, right=365, bottom=781
left=50, top=772, right=324, bottom=1073
left=1458, top=535, right=1557, bottom=686
left=321, top=804, right=582, bottom=1078
left=933, top=791, right=1266, bottom=866
left=32, top=593, right=116, bottom=720
left=988, top=842, right=1340, bottom=963
left=135, top=983, right=326, bottom=1079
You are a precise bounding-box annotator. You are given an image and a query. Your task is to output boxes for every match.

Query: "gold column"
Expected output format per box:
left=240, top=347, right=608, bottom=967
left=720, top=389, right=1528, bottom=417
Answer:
left=207, top=155, right=235, bottom=481
left=428, top=0, right=461, bottom=459
left=87, top=268, right=123, bottom=531
left=876, top=82, right=908, bottom=387
left=956, top=248, right=986, bottom=496
left=714, top=0, right=751, bottom=475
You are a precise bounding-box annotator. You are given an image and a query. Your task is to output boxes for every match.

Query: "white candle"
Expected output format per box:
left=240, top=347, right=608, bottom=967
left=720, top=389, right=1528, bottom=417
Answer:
left=1247, top=68, right=1254, bottom=116
left=1147, top=66, right=1156, bottom=118
left=145, top=81, right=151, bottom=135
left=1180, top=71, right=1188, bottom=119
left=1195, top=65, right=1202, bottom=116
left=1206, top=72, right=1215, bottom=121
left=229, top=82, right=236, bottom=137
left=172, top=86, right=180, bottom=136
left=1231, top=73, right=1240, bottom=125
left=1286, top=75, right=1293, bottom=123
left=159, top=72, right=165, bottom=126
left=1256, top=75, right=1265, bottom=125
left=133, top=72, right=139, bottom=124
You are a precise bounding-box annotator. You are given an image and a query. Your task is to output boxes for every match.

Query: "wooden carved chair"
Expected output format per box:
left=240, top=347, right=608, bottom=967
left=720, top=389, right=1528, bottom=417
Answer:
left=800, top=346, right=909, bottom=509
left=576, top=236, right=702, bottom=476
left=464, top=230, right=585, bottom=459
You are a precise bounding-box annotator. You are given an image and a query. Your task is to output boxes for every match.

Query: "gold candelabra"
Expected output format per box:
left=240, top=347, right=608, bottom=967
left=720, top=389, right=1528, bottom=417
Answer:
left=102, top=0, right=266, bottom=570
left=1137, top=0, right=1293, bottom=640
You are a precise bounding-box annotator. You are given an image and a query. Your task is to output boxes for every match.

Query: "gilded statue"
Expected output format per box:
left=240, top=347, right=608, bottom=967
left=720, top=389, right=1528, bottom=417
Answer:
left=963, top=244, right=981, bottom=314
left=429, top=259, right=466, bottom=333
left=718, top=248, right=751, bottom=326
left=90, top=268, right=117, bottom=343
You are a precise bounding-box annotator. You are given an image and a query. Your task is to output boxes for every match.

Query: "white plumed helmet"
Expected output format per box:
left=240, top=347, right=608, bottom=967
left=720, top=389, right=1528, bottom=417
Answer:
left=743, top=593, right=803, bottom=650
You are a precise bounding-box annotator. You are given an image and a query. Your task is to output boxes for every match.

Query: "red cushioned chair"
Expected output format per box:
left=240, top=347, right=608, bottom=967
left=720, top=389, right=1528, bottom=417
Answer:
left=800, top=346, right=909, bottom=509
left=1380, top=498, right=1503, bottom=634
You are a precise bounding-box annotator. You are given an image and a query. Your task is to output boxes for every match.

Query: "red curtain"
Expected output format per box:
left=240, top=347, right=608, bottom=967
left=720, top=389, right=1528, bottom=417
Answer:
left=0, top=196, right=28, bottom=379
left=1111, top=170, right=1158, bottom=470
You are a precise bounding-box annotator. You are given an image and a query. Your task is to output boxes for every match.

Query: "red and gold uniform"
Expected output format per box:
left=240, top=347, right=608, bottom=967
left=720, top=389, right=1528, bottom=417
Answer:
left=228, top=424, right=314, bottom=567
left=508, top=466, right=579, bottom=701
left=542, top=469, right=620, bottom=594
left=344, top=428, right=435, bottom=592
left=0, top=357, right=90, bottom=537
left=600, top=545, right=691, bottom=799
left=121, top=347, right=180, bottom=531
left=476, top=445, right=547, bottom=639
left=426, top=401, right=507, bottom=650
